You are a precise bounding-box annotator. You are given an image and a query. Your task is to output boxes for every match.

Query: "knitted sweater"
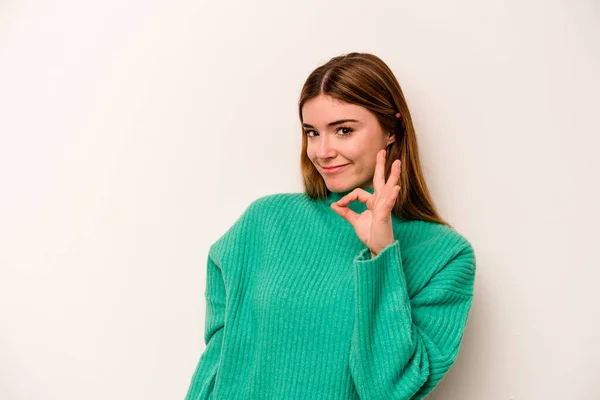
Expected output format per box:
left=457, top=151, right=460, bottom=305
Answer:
left=184, top=186, right=476, bottom=400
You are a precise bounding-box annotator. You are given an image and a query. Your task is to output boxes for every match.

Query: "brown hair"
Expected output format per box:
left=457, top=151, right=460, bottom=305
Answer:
left=298, top=52, right=452, bottom=228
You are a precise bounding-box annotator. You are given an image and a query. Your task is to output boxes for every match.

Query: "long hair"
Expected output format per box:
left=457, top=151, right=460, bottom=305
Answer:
left=298, top=52, right=451, bottom=228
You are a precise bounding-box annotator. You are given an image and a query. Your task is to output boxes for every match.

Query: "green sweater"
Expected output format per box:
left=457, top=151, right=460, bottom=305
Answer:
left=184, top=186, right=476, bottom=400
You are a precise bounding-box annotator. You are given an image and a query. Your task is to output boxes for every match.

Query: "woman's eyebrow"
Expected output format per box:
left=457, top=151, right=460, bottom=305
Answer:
left=302, top=119, right=361, bottom=129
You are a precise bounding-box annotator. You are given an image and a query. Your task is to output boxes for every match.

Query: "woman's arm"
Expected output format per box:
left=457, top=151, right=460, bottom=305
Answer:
left=349, top=239, right=476, bottom=400
left=184, top=198, right=261, bottom=399
left=184, top=252, right=226, bottom=400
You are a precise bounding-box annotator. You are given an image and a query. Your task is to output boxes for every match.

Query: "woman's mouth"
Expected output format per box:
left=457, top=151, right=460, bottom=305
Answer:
left=322, top=163, right=349, bottom=174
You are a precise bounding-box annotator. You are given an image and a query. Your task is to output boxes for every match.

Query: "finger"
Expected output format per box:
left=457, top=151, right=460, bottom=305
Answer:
left=335, top=187, right=373, bottom=207
left=373, top=185, right=400, bottom=220
left=331, top=201, right=361, bottom=226
left=373, top=149, right=385, bottom=193
left=385, top=159, right=401, bottom=190
left=381, top=160, right=401, bottom=207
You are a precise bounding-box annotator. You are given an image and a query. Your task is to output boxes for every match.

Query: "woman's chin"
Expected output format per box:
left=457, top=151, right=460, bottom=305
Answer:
left=325, top=180, right=354, bottom=193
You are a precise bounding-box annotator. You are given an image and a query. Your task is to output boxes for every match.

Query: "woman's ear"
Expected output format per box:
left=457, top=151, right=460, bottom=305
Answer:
left=386, top=132, right=396, bottom=146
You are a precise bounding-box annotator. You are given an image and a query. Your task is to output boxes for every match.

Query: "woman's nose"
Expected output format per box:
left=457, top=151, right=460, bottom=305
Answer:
left=316, top=136, right=336, bottom=158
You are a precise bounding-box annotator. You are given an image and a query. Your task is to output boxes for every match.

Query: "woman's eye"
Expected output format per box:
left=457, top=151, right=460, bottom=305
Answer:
left=338, top=127, right=353, bottom=136
left=304, top=127, right=353, bottom=137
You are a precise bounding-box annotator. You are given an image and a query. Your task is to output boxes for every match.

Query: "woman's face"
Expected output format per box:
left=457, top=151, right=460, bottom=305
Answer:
left=302, top=94, right=395, bottom=192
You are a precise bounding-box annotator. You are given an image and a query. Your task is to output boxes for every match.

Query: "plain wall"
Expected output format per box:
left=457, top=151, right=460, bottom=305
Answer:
left=1, top=0, right=598, bottom=399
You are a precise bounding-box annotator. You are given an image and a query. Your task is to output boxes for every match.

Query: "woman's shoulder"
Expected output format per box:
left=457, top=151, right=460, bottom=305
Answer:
left=397, top=219, right=475, bottom=259
left=208, top=193, right=298, bottom=262
left=244, top=191, right=311, bottom=215
left=208, top=192, right=307, bottom=254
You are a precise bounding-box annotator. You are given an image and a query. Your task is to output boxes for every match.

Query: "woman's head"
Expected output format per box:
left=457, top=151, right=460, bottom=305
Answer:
left=302, top=94, right=396, bottom=192
left=298, top=52, right=450, bottom=226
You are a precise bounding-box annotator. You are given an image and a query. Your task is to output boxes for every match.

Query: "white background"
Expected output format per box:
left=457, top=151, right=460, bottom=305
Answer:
left=1, top=1, right=598, bottom=399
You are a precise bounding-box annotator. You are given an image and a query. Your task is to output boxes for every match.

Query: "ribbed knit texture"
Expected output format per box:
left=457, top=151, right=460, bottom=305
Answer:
left=184, top=186, right=476, bottom=400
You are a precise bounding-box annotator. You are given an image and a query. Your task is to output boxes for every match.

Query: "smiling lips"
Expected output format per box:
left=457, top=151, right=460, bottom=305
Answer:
left=322, top=163, right=349, bottom=174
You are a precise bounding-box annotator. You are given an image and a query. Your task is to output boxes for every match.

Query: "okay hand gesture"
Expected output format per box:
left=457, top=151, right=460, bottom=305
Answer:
left=331, top=149, right=401, bottom=257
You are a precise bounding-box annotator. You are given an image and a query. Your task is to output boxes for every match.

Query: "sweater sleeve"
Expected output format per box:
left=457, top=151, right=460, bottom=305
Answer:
left=184, top=251, right=226, bottom=400
left=184, top=198, right=261, bottom=400
left=349, top=238, right=476, bottom=400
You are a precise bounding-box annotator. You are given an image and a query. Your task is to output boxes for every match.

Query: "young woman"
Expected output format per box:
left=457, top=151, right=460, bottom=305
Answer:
left=184, top=52, right=476, bottom=400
